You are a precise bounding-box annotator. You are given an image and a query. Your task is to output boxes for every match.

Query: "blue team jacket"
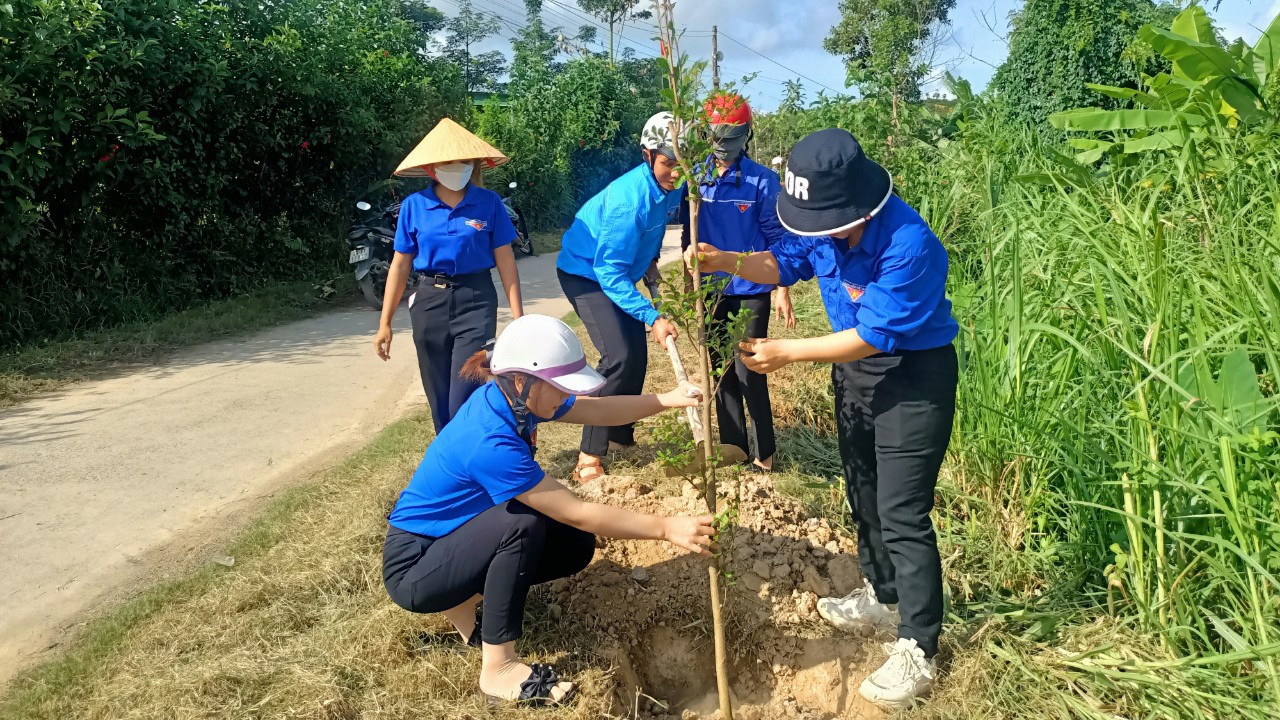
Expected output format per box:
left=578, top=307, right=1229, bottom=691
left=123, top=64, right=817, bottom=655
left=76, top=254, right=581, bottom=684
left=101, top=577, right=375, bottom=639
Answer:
left=682, top=156, right=795, bottom=296
left=556, top=163, right=681, bottom=326
left=771, top=195, right=959, bottom=354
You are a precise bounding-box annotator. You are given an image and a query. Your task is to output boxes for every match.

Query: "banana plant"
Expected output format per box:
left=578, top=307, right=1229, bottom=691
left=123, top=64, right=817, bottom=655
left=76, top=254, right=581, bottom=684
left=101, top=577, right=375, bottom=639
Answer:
left=1048, top=6, right=1280, bottom=164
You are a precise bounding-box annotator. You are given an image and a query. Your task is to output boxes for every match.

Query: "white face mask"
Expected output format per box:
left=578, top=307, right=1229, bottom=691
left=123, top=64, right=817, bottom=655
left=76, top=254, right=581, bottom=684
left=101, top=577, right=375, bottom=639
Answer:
left=434, top=162, right=474, bottom=191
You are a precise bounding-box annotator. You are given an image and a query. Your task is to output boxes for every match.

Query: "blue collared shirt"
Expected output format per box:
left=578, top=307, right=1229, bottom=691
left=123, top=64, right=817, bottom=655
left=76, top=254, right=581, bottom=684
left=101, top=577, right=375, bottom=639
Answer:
left=556, top=163, right=681, bottom=325
left=682, top=156, right=797, bottom=296
left=388, top=382, right=576, bottom=538
left=394, top=184, right=517, bottom=275
left=770, top=195, right=959, bottom=354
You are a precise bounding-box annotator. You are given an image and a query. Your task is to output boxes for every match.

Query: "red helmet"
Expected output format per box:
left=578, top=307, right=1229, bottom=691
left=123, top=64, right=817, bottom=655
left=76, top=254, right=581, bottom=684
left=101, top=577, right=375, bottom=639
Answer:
left=704, top=93, right=753, bottom=126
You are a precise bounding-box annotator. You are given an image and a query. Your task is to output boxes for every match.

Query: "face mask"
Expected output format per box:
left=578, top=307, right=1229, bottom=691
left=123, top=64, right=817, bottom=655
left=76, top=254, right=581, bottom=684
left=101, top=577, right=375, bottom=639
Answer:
left=434, top=162, right=473, bottom=191
left=713, top=135, right=749, bottom=163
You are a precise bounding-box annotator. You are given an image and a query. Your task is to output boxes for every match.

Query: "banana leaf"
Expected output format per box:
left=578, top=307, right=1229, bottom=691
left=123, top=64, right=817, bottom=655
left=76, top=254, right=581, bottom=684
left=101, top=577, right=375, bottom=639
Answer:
left=1121, top=130, right=1187, bottom=153
left=1170, top=5, right=1216, bottom=44
left=1048, top=107, right=1206, bottom=132
left=1141, top=24, right=1238, bottom=83
left=1253, top=12, right=1280, bottom=85
left=1084, top=83, right=1162, bottom=108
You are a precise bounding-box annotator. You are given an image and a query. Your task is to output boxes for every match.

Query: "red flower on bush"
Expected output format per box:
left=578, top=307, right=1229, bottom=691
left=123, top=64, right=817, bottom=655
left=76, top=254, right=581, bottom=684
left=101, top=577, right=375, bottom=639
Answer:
left=99, top=155, right=112, bottom=163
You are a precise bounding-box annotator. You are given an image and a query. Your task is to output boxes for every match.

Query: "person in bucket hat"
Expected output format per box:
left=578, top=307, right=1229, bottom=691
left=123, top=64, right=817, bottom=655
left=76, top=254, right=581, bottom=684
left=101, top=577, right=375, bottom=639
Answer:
left=556, top=112, right=686, bottom=482
left=374, top=118, right=526, bottom=433
left=685, top=128, right=959, bottom=708
left=680, top=93, right=797, bottom=472
left=382, top=315, right=714, bottom=708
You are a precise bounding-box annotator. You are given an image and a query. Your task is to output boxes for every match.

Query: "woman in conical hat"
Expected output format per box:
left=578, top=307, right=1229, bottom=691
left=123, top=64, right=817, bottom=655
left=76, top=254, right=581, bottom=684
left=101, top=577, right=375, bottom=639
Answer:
left=374, top=118, right=525, bottom=433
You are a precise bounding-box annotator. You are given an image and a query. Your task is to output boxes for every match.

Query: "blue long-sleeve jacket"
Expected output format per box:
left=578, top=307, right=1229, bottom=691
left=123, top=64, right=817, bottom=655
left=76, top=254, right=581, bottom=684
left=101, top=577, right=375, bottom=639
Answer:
left=557, top=163, right=681, bottom=325
left=680, top=156, right=797, bottom=296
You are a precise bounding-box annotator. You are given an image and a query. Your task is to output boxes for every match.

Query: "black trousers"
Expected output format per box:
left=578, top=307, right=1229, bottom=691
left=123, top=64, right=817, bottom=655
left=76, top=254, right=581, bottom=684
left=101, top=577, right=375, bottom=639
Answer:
left=709, top=293, right=776, bottom=461
left=383, top=501, right=596, bottom=645
left=408, top=272, right=497, bottom=435
left=834, top=344, right=957, bottom=658
left=558, top=269, right=649, bottom=456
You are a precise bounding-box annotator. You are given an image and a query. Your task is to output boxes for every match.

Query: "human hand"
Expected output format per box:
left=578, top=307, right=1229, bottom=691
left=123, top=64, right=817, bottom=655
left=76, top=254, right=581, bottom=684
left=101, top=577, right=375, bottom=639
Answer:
left=374, top=324, right=393, bottom=361
left=652, top=316, right=679, bottom=346
left=739, top=337, right=792, bottom=374
left=662, top=514, right=717, bottom=556
left=658, top=380, right=703, bottom=408
left=774, top=287, right=797, bottom=329
left=683, top=242, right=725, bottom=274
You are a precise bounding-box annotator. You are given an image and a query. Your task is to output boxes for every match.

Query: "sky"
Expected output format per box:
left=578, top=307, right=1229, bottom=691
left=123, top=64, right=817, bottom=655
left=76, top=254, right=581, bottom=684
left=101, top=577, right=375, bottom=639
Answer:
left=439, top=0, right=1280, bottom=109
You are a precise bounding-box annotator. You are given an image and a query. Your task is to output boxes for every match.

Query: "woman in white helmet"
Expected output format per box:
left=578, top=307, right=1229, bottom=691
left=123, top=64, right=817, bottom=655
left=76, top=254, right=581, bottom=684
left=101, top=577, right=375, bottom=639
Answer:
left=555, top=111, right=686, bottom=482
left=382, top=314, right=712, bottom=708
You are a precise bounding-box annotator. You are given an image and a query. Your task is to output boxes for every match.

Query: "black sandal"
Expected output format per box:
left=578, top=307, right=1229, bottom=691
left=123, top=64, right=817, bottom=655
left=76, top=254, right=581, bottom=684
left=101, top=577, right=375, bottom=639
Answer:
left=465, top=615, right=482, bottom=648
left=484, top=663, right=576, bottom=707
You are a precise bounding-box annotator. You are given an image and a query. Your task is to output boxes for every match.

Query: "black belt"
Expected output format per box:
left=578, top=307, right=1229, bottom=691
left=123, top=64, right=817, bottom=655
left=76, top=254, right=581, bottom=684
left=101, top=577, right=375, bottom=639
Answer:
left=416, top=270, right=488, bottom=289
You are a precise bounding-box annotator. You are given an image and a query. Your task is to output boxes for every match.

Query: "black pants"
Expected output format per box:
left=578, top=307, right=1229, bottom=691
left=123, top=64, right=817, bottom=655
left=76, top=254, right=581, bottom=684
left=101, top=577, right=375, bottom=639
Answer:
left=408, top=272, right=497, bottom=434
left=709, top=293, right=776, bottom=461
left=558, top=269, right=649, bottom=456
left=834, top=344, right=957, bottom=658
left=383, top=501, right=596, bottom=645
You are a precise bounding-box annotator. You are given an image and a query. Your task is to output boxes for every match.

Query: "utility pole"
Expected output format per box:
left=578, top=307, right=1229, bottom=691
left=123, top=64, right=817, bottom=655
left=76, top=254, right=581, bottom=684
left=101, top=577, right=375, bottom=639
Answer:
left=711, top=25, right=720, bottom=90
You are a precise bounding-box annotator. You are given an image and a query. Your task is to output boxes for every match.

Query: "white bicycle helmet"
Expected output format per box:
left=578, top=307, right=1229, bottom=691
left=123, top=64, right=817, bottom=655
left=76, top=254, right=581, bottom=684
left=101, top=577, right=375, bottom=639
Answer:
left=490, top=315, right=605, bottom=395
left=640, top=111, right=682, bottom=160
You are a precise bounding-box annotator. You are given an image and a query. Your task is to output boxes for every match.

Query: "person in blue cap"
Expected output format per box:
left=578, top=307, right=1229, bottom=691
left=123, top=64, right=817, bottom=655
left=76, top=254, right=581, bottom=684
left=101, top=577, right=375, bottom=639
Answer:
left=373, top=118, right=524, bottom=434
left=382, top=314, right=714, bottom=708
left=685, top=128, right=959, bottom=708
left=680, top=93, right=796, bottom=472
left=556, top=112, right=684, bottom=482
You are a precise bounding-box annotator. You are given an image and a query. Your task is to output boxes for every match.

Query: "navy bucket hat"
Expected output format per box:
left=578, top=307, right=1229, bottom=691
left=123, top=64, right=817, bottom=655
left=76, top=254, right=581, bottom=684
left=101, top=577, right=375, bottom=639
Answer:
left=776, top=128, right=893, bottom=237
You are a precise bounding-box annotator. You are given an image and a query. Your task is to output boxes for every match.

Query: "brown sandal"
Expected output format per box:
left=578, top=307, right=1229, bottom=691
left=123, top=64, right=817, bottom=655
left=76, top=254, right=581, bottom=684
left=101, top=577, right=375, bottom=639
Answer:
left=572, top=455, right=604, bottom=483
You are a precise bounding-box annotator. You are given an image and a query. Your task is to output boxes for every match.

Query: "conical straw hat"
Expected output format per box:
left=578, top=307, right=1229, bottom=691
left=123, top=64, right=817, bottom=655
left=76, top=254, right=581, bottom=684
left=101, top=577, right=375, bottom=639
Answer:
left=394, top=117, right=509, bottom=177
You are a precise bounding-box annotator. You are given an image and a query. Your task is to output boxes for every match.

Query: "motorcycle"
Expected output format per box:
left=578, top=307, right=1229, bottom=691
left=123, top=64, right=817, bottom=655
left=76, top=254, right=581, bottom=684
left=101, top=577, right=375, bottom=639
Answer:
left=349, top=199, right=405, bottom=310
left=502, top=182, right=535, bottom=257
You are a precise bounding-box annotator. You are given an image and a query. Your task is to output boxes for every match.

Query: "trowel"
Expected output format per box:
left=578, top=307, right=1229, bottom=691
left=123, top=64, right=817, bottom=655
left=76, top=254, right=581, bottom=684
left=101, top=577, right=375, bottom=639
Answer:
left=662, top=335, right=747, bottom=476
left=643, top=275, right=746, bottom=475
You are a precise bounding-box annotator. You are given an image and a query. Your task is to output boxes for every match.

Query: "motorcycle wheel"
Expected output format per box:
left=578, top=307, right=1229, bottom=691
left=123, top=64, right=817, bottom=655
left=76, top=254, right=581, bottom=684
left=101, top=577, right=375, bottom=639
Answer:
left=358, top=269, right=387, bottom=311
left=515, top=213, right=536, bottom=256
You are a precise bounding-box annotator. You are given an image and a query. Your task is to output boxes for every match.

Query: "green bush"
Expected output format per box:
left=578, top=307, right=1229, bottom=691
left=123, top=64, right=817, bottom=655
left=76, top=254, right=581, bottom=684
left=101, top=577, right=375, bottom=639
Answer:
left=478, top=56, right=663, bottom=229
left=990, top=0, right=1178, bottom=125
left=0, top=0, right=467, bottom=348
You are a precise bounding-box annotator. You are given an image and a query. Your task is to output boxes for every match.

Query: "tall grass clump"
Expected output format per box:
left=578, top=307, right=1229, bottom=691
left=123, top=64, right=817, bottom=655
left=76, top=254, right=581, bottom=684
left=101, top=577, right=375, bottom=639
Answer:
left=894, top=11, right=1280, bottom=712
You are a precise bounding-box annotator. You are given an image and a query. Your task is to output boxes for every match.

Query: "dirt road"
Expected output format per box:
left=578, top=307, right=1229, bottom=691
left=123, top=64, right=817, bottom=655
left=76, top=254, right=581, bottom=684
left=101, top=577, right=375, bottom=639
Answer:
left=0, top=232, right=683, bottom=686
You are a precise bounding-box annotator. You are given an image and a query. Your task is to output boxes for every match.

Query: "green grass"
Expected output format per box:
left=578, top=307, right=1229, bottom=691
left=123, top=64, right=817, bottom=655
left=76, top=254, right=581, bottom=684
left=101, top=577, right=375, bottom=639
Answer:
left=0, top=277, right=355, bottom=407
left=530, top=229, right=563, bottom=255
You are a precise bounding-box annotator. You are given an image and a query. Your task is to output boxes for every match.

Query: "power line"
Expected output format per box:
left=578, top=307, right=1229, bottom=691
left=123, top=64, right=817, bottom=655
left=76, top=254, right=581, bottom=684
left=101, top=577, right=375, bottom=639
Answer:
left=716, top=32, right=843, bottom=95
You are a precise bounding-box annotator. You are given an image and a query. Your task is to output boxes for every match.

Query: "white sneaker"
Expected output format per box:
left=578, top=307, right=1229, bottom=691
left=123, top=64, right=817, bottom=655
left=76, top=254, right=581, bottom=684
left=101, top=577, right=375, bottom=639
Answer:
left=859, top=638, right=936, bottom=708
left=816, top=579, right=899, bottom=630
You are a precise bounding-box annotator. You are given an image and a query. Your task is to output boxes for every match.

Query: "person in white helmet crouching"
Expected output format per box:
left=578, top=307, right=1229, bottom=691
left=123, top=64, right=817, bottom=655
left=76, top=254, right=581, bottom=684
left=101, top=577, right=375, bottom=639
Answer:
left=381, top=314, right=714, bottom=709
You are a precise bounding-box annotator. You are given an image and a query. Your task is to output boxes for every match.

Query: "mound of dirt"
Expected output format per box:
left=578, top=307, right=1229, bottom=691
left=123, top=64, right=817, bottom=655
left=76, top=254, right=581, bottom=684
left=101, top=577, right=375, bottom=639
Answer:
left=541, top=473, right=889, bottom=720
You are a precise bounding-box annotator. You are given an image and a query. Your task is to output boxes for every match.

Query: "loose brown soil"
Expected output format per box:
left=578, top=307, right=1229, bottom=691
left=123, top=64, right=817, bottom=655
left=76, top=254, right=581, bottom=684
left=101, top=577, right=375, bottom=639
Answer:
left=551, top=471, right=887, bottom=720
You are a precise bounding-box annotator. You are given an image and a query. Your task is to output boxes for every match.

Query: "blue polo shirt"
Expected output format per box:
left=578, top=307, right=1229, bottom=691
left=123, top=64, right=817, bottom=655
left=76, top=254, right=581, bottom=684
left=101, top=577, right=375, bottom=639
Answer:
left=394, top=184, right=518, bottom=275
left=388, top=382, right=575, bottom=538
left=557, top=163, right=681, bottom=325
left=683, top=156, right=796, bottom=296
left=771, top=195, right=958, bottom=354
